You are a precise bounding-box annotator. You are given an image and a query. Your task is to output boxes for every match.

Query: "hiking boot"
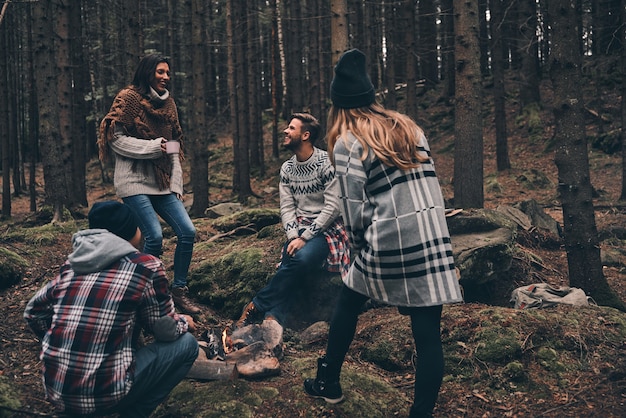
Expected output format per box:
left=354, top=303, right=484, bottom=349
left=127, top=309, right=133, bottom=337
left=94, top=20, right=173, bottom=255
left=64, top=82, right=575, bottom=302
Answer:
left=171, top=286, right=202, bottom=314
left=409, top=405, right=434, bottom=418
left=264, top=313, right=278, bottom=322
left=303, top=356, right=344, bottom=404
left=235, top=301, right=257, bottom=329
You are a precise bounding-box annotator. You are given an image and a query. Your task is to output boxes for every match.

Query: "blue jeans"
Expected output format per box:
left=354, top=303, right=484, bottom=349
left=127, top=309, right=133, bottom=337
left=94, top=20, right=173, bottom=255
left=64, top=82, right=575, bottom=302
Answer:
left=123, top=194, right=196, bottom=288
left=252, top=234, right=329, bottom=325
left=116, top=333, right=199, bottom=417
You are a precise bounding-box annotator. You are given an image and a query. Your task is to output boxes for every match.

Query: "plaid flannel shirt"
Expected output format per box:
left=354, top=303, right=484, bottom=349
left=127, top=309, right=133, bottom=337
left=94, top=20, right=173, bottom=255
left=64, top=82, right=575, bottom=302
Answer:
left=24, top=252, right=188, bottom=415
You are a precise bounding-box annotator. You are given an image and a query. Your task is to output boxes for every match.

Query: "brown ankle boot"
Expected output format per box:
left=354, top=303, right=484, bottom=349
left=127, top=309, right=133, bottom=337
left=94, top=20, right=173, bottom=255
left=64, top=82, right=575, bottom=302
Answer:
left=171, top=286, right=202, bottom=314
left=235, top=301, right=257, bottom=328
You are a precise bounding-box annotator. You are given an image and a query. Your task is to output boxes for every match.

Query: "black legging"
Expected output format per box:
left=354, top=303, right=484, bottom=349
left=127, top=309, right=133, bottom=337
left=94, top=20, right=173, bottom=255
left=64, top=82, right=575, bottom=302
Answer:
left=325, top=285, right=444, bottom=416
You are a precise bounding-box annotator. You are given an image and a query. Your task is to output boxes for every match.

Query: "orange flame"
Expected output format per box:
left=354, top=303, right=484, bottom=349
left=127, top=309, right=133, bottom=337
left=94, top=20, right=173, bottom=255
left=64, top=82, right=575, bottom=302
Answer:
left=222, top=328, right=232, bottom=354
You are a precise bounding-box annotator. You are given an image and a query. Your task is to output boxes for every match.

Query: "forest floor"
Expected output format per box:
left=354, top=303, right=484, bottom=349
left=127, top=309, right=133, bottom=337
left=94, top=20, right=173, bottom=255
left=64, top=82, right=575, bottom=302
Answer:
left=1, top=81, right=626, bottom=417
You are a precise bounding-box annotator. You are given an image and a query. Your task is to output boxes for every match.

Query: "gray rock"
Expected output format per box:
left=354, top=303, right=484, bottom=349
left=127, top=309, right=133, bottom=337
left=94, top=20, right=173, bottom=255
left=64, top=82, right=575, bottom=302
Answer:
left=205, top=202, right=244, bottom=218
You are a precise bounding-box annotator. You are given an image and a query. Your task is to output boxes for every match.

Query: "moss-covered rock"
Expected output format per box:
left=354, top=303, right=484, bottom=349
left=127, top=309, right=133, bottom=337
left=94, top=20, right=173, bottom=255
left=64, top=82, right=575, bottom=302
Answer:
left=189, top=248, right=276, bottom=320
left=0, top=375, right=21, bottom=418
left=209, top=208, right=280, bottom=233
left=0, top=247, right=28, bottom=290
left=475, top=328, right=522, bottom=364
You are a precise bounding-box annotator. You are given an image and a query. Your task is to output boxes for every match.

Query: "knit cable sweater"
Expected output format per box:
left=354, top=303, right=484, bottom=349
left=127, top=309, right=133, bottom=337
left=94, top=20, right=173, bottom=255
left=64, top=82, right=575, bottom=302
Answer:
left=279, top=147, right=341, bottom=241
left=99, top=87, right=184, bottom=197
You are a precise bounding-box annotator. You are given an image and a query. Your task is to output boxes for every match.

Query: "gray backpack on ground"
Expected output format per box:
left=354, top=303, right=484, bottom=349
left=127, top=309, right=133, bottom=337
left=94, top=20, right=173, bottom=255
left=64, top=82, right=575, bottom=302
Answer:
left=510, top=283, right=596, bottom=309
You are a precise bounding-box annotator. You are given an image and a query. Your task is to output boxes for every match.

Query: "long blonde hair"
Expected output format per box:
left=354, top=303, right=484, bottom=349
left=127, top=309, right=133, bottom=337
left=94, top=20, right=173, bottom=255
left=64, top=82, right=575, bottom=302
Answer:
left=326, top=103, right=428, bottom=170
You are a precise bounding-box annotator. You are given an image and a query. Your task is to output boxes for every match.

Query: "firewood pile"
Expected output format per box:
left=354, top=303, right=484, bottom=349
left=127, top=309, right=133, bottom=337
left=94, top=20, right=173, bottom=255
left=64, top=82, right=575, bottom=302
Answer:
left=186, top=319, right=284, bottom=380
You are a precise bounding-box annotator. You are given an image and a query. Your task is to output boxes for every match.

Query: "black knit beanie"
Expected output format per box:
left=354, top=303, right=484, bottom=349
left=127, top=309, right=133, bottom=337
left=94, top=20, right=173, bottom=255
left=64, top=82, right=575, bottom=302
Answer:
left=330, top=48, right=375, bottom=109
left=88, top=201, right=138, bottom=241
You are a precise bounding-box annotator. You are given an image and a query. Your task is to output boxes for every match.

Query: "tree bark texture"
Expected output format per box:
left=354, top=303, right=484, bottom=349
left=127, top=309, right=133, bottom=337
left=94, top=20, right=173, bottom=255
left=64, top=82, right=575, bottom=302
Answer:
left=547, top=0, right=624, bottom=309
left=403, top=0, right=418, bottom=120
left=331, top=0, right=349, bottom=65
left=453, top=0, right=484, bottom=208
left=190, top=0, right=210, bottom=217
left=1, top=17, right=10, bottom=216
left=517, top=0, right=541, bottom=108
left=33, top=0, right=68, bottom=220
left=489, top=0, right=511, bottom=171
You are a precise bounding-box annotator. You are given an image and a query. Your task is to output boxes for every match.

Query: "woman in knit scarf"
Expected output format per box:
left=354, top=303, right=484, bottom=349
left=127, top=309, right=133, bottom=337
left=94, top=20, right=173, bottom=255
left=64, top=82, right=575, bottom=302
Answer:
left=98, top=54, right=201, bottom=315
left=303, top=49, right=463, bottom=418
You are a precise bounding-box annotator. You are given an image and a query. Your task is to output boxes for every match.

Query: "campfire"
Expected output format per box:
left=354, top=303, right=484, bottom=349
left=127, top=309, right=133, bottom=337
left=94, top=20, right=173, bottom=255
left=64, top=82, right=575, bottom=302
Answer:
left=187, top=319, right=284, bottom=380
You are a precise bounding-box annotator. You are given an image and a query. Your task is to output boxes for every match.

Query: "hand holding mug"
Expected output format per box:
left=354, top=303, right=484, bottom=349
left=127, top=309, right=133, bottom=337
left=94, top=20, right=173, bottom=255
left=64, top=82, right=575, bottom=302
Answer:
left=165, top=140, right=180, bottom=154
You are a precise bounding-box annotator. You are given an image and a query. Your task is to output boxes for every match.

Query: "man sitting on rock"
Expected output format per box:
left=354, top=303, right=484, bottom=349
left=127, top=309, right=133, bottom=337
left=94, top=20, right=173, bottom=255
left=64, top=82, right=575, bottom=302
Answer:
left=24, top=200, right=198, bottom=417
left=235, top=113, right=350, bottom=328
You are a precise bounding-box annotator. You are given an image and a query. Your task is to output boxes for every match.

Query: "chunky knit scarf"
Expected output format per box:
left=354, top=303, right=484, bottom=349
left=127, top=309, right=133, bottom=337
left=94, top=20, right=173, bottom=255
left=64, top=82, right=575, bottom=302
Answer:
left=98, top=87, right=184, bottom=190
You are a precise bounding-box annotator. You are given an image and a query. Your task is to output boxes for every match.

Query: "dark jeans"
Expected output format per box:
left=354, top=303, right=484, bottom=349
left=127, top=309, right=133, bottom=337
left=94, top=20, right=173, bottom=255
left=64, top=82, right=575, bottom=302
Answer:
left=123, top=193, right=196, bottom=288
left=252, top=234, right=329, bottom=325
left=325, top=285, right=444, bottom=416
left=64, top=333, right=199, bottom=418
left=116, top=333, right=199, bottom=417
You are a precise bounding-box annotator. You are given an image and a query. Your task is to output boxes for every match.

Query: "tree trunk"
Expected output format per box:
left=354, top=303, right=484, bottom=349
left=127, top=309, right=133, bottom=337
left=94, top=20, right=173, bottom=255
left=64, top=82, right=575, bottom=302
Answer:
left=517, top=0, right=541, bottom=108
left=247, top=1, right=264, bottom=172
left=384, top=2, right=397, bottom=109
left=478, top=0, right=489, bottom=76
left=330, top=0, right=349, bottom=65
left=5, top=11, right=21, bottom=200
left=441, top=0, right=455, bottom=99
left=489, top=0, right=511, bottom=171
left=270, top=0, right=280, bottom=159
left=55, top=0, right=78, bottom=207
left=234, top=2, right=252, bottom=201
left=69, top=0, right=88, bottom=207
left=190, top=0, right=209, bottom=217
left=362, top=1, right=382, bottom=88
left=285, top=1, right=305, bottom=113
left=26, top=3, right=38, bottom=212
left=1, top=18, right=10, bottom=217
left=308, top=0, right=323, bottom=130
left=226, top=0, right=240, bottom=194
left=620, top=0, right=626, bottom=201
left=453, top=0, right=484, bottom=208
left=403, top=0, right=418, bottom=120
left=592, top=0, right=622, bottom=56
left=547, top=0, right=625, bottom=310
left=418, top=0, right=437, bottom=89
left=121, top=0, right=141, bottom=81
left=277, top=0, right=288, bottom=120
left=33, top=0, right=68, bottom=222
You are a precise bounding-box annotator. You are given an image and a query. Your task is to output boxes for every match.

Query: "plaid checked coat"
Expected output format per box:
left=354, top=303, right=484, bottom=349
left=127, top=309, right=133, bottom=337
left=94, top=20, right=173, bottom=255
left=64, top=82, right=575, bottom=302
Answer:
left=333, top=132, right=463, bottom=307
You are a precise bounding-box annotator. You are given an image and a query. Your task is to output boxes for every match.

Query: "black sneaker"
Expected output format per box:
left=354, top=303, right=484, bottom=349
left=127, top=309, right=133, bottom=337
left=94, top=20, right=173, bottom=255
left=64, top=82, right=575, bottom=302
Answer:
left=303, top=377, right=344, bottom=404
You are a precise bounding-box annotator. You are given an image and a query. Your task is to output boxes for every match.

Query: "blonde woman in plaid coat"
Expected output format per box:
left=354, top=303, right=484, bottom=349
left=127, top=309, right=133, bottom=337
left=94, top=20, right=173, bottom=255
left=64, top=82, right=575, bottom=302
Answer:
left=304, top=49, right=463, bottom=418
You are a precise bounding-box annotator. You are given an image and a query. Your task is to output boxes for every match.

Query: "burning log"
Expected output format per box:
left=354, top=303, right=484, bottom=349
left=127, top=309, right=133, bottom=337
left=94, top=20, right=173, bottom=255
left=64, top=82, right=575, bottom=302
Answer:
left=224, top=319, right=283, bottom=377
left=193, top=320, right=283, bottom=380
left=225, top=341, right=280, bottom=377
left=186, top=342, right=238, bottom=381
left=229, top=319, right=283, bottom=359
left=196, top=319, right=285, bottom=378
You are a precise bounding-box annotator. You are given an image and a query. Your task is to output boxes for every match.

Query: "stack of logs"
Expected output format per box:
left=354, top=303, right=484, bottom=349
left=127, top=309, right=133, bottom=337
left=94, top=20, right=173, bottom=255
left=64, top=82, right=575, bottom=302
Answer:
left=186, top=318, right=284, bottom=381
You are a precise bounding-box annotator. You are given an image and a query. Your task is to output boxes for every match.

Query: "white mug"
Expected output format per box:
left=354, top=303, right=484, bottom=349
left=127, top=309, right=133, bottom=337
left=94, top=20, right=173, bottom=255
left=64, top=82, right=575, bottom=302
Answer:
left=165, top=141, right=180, bottom=154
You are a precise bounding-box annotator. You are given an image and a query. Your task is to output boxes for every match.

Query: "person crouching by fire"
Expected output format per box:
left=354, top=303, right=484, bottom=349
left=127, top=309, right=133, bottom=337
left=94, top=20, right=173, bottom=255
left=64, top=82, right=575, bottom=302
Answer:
left=24, top=200, right=198, bottom=417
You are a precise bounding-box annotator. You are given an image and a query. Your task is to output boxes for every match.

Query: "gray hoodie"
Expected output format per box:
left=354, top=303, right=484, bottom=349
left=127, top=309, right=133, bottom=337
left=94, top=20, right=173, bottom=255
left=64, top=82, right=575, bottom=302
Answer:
left=68, top=229, right=138, bottom=274
left=65, top=229, right=182, bottom=341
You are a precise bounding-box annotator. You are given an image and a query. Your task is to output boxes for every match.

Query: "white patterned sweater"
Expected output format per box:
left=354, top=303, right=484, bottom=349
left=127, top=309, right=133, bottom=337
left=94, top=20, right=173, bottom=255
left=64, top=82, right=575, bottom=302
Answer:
left=279, top=147, right=341, bottom=241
